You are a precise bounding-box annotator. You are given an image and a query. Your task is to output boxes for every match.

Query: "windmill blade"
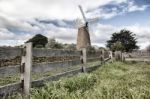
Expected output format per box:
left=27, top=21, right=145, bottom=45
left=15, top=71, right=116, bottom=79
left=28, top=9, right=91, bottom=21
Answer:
left=74, top=18, right=85, bottom=28
left=87, top=16, right=101, bottom=36
left=88, top=24, right=95, bottom=36
left=88, top=17, right=101, bottom=24
left=78, top=5, right=87, bottom=23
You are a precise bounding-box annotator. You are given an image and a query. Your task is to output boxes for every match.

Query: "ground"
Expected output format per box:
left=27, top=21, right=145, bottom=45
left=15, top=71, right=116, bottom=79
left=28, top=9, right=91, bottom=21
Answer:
left=7, top=62, right=150, bottom=99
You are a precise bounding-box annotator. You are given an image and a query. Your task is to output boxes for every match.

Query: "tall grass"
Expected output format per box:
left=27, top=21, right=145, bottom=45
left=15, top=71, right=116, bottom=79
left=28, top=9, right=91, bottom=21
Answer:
left=8, top=62, right=150, bottom=99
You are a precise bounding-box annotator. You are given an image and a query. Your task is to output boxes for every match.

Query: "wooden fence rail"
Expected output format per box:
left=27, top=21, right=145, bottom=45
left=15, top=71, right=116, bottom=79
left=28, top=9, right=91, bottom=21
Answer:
left=111, top=51, right=150, bottom=62
left=0, top=47, right=22, bottom=59
left=0, top=57, right=101, bottom=77
left=0, top=48, right=108, bottom=60
left=33, top=49, right=81, bottom=57
left=0, top=48, right=81, bottom=60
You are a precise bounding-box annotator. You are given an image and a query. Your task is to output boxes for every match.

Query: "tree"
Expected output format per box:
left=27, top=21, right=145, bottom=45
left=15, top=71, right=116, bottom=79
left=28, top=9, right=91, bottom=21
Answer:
left=106, top=29, right=138, bottom=52
left=46, top=38, right=56, bottom=48
left=64, top=43, right=76, bottom=50
left=87, top=46, right=96, bottom=52
left=26, top=34, right=48, bottom=48
left=111, top=41, right=124, bottom=51
left=46, top=38, right=63, bottom=49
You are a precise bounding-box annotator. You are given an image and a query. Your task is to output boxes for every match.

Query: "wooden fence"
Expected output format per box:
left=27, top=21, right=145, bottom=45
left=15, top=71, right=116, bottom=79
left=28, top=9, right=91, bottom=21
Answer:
left=0, top=43, right=110, bottom=98
left=123, top=51, right=150, bottom=62
left=112, top=50, right=150, bottom=62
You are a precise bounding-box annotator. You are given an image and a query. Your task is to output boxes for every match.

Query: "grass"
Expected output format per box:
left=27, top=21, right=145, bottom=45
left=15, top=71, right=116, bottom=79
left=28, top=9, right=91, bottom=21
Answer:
left=6, top=61, right=150, bottom=99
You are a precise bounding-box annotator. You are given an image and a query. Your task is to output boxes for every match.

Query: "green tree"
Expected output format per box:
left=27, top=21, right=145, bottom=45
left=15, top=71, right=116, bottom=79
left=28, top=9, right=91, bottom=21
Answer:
left=64, top=43, right=76, bottom=50
left=106, top=29, right=138, bottom=52
left=111, top=41, right=124, bottom=51
left=87, top=46, right=96, bottom=52
left=26, top=34, right=48, bottom=48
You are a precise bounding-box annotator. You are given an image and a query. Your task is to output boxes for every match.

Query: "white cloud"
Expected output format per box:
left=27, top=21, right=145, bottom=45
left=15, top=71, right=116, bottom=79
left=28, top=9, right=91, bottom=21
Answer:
left=87, top=1, right=150, bottom=20
left=0, top=28, right=33, bottom=40
left=0, top=14, right=40, bottom=33
left=0, top=0, right=127, bottom=20
left=0, top=28, right=33, bottom=46
left=0, top=28, right=14, bottom=40
left=128, top=1, right=149, bottom=12
left=45, top=24, right=77, bottom=44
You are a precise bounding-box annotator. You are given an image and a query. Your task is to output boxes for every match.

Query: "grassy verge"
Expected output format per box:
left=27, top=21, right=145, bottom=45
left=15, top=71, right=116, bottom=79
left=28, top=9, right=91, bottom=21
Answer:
left=7, top=61, right=150, bottom=99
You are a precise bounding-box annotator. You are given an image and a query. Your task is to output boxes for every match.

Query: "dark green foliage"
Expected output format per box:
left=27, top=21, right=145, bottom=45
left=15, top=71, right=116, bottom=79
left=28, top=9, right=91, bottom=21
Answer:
left=26, top=34, right=48, bottom=48
left=106, top=29, right=139, bottom=52
left=111, top=41, right=124, bottom=51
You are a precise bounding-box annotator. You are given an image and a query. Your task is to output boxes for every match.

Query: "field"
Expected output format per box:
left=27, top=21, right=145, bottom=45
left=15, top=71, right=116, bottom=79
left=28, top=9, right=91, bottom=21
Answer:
left=7, top=61, right=150, bottom=99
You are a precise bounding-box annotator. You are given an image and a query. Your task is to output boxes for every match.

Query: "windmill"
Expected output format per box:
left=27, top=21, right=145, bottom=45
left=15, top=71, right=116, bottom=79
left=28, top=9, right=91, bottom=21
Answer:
left=76, top=5, right=99, bottom=50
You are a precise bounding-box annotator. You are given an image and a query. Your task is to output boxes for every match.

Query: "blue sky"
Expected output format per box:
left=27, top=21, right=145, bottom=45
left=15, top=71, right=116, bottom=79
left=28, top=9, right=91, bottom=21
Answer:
left=0, top=0, right=150, bottom=49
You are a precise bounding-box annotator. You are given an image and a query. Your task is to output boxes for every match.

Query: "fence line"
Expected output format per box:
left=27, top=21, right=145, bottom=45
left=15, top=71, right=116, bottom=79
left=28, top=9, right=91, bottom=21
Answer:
left=0, top=48, right=109, bottom=60
left=0, top=57, right=110, bottom=98
left=0, top=47, right=21, bottom=59
left=0, top=48, right=81, bottom=60
left=0, top=57, right=102, bottom=77
left=112, top=51, right=150, bottom=62
left=33, top=48, right=81, bottom=57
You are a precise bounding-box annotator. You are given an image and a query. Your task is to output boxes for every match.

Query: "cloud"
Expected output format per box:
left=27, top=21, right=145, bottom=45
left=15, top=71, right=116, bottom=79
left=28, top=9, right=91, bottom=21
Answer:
left=45, top=25, right=77, bottom=43
left=86, top=0, right=150, bottom=20
left=0, top=0, right=127, bottom=20
left=0, top=28, right=33, bottom=40
left=0, top=28, right=15, bottom=40
left=0, top=27, right=33, bottom=46
left=128, top=1, right=150, bottom=12
left=0, top=14, right=40, bottom=33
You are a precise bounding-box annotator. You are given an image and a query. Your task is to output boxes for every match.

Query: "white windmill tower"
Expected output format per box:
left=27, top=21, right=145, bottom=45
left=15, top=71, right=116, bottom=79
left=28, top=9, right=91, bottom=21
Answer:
left=76, top=5, right=99, bottom=50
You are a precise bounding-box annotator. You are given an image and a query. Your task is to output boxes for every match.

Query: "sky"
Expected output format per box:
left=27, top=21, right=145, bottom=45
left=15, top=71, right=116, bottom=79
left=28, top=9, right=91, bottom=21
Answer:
left=0, top=0, right=150, bottom=49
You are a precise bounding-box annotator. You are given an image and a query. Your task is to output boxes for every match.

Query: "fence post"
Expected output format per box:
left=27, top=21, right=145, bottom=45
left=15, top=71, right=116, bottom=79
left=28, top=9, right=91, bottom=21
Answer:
left=121, top=52, right=125, bottom=62
left=81, top=48, right=86, bottom=72
left=109, top=51, right=113, bottom=62
left=100, top=50, right=104, bottom=64
left=114, top=51, right=122, bottom=61
left=20, top=43, right=32, bottom=96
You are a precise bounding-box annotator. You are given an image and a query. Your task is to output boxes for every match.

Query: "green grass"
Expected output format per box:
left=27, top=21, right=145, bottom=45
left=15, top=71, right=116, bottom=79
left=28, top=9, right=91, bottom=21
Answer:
left=7, top=61, right=150, bottom=99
